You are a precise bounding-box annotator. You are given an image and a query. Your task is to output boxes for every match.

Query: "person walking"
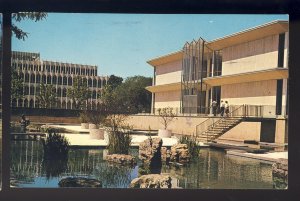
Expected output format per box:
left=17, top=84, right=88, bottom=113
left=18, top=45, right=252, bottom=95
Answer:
left=220, top=100, right=225, bottom=117
left=225, top=101, right=230, bottom=117
left=211, top=100, right=217, bottom=116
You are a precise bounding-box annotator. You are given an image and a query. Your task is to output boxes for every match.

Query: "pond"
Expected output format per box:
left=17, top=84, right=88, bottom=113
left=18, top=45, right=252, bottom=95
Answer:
left=11, top=140, right=277, bottom=189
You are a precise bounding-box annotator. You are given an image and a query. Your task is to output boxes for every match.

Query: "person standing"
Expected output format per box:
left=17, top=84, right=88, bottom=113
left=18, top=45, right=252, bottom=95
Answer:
left=211, top=100, right=217, bottom=116
left=20, top=114, right=30, bottom=133
left=225, top=101, right=230, bottom=117
left=220, top=100, right=225, bottom=117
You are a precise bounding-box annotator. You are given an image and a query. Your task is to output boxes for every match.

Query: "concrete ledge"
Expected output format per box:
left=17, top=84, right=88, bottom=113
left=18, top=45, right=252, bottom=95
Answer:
left=226, top=149, right=288, bottom=163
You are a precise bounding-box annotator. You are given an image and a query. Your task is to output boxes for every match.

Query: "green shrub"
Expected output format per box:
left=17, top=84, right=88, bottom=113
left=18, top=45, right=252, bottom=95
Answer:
left=179, top=135, right=200, bottom=159
left=86, top=110, right=106, bottom=125
left=107, top=127, right=132, bottom=155
left=41, top=130, right=69, bottom=160
left=79, top=110, right=89, bottom=123
left=105, top=114, right=132, bottom=155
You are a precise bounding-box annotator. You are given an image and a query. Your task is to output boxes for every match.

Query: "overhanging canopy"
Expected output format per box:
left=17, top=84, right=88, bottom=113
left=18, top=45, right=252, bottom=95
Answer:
left=203, top=68, right=288, bottom=86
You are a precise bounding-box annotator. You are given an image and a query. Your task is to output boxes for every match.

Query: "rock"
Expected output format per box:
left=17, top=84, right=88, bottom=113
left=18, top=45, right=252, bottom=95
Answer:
left=105, top=154, right=136, bottom=165
left=139, top=137, right=163, bottom=166
left=272, top=158, right=288, bottom=182
left=58, top=177, right=102, bottom=187
left=130, top=174, right=172, bottom=188
left=170, top=144, right=190, bottom=164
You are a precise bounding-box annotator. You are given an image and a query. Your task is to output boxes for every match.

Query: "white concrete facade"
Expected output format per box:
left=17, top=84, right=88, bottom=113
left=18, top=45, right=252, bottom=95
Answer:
left=11, top=51, right=109, bottom=110
left=147, top=20, right=289, bottom=118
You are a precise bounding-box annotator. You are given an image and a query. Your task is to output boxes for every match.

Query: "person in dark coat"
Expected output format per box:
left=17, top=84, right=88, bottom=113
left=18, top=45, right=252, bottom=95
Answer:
left=20, top=114, right=30, bottom=133
left=211, top=100, right=218, bottom=116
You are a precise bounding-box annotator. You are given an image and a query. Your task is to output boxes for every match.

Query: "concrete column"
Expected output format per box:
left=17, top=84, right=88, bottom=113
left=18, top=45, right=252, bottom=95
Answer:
left=275, top=117, right=287, bottom=144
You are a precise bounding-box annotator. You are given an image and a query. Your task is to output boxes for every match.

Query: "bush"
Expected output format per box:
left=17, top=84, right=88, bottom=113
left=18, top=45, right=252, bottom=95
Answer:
left=107, top=127, right=132, bottom=155
left=41, top=130, right=69, bottom=160
left=86, top=110, right=106, bottom=125
left=179, top=136, right=200, bottom=159
left=157, top=107, right=176, bottom=129
left=105, top=114, right=132, bottom=155
left=79, top=110, right=89, bottom=123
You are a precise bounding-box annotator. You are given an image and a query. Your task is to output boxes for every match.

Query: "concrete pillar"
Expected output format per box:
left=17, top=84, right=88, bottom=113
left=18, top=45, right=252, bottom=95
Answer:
left=275, top=117, right=287, bottom=144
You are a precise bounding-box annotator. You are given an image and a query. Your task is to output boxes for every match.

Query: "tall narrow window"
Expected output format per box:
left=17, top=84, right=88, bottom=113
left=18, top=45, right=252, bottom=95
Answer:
left=276, top=79, right=283, bottom=115
left=278, top=33, right=285, bottom=67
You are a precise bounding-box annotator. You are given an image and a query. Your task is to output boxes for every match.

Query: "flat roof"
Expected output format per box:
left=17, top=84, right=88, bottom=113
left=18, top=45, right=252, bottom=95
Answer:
left=147, top=20, right=288, bottom=67
left=147, top=51, right=183, bottom=67
left=207, top=20, right=288, bottom=50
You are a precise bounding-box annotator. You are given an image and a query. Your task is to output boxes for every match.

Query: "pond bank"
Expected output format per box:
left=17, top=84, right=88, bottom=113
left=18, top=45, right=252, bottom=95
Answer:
left=33, top=124, right=287, bottom=163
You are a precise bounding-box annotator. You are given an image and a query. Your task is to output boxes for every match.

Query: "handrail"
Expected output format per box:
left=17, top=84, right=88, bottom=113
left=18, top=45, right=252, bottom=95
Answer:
left=208, top=105, right=244, bottom=129
left=196, top=105, right=245, bottom=141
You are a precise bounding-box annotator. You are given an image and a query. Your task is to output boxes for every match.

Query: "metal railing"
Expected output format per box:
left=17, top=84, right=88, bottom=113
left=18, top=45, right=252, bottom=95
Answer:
left=152, top=107, right=211, bottom=116
left=150, top=105, right=277, bottom=118
left=195, top=105, right=245, bottom=141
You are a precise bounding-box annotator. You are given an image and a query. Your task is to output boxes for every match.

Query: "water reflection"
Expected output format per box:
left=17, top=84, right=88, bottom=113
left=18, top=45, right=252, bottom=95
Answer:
left=11, top=141, right=276, bottom=189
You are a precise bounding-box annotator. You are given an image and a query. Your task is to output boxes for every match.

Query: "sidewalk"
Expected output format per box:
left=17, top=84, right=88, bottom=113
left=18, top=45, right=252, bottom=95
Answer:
left=49, top=124, right=181, bottom=147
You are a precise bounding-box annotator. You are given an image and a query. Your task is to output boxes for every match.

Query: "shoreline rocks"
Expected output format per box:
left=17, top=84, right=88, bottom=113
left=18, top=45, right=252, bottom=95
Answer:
left=272, top=158, right=288, bottom=189
left=170, top=144, right=190, bottom=164
left=139, top=137, right=163, bottom=166
left=58, top=177, right=102, bottom=187
left=130, top=174, right=172, bottom=188
left=105, top=154, right=136, bottom=165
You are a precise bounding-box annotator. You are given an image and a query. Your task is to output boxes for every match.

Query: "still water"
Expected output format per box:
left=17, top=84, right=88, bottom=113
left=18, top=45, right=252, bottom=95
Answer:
left=11, top=140, right=275, bottom=189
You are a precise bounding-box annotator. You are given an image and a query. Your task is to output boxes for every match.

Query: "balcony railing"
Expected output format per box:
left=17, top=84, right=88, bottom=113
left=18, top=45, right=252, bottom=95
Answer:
left=148, top=105, right=277, bottom=118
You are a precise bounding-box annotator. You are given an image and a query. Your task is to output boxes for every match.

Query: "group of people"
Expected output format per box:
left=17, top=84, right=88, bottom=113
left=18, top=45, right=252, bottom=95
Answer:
left=211, top=100, right=230, bottom=117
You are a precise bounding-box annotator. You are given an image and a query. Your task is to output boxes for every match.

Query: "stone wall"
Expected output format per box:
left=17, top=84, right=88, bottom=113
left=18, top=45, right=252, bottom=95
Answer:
left=11, top=115, right=80, bottom=124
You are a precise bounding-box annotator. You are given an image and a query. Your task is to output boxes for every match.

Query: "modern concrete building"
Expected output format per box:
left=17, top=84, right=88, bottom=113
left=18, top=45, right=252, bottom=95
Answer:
left=11, top=51, right=108, bottom=110
left=145, top=20, right=288, bottom=144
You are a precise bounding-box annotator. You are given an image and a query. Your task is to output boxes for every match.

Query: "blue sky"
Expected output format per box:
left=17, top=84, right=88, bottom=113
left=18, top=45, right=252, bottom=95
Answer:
left=12, top=14, right=288, bottom=78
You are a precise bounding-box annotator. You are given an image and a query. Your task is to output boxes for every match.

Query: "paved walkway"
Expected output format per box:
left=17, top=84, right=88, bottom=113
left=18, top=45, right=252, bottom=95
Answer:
left=49, top=124, right=194, bottom=147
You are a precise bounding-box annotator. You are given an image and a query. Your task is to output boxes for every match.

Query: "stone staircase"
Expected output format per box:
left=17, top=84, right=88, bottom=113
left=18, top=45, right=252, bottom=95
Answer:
left=197, top=117, right=243, bottom=142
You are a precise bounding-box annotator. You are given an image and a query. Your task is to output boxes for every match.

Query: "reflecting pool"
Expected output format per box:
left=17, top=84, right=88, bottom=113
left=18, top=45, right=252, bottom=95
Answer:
left=11, top=140, right=277, bottom=189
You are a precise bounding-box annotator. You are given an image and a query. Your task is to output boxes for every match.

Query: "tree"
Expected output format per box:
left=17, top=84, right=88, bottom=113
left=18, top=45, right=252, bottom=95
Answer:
left=107, top=74, right=123, bottom=90
left=157, top=107, right=176, bottom=130
left=12, top=12, right=48, bottom=40
left=67, top=76, right=91, bottom=110
left=36, top=83, right=57, bottom=109
left=114, top=76, right=152, bottom=113
left=11, top=70, right=24, bottom=100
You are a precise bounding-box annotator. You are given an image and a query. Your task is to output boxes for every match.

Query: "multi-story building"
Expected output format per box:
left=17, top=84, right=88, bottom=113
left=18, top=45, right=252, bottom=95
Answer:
left=146, top=20, right=288, bottom=144
left=147, top=20, right=288, bottom=117
left=11, top=51, right=108, bottom=110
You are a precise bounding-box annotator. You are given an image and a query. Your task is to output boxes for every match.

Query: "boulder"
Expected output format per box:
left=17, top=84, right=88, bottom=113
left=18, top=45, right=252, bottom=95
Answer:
left=139, top=137, right=163, bottom=166
left=130, top=174, right=172, bottom=188
left=272, top=158, right=288, bottom=182
left=170, top=144, right=190, bottom=164
left=105, top=154, right=136, bottom=165
left=58, top=177, right=102, bottom=187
